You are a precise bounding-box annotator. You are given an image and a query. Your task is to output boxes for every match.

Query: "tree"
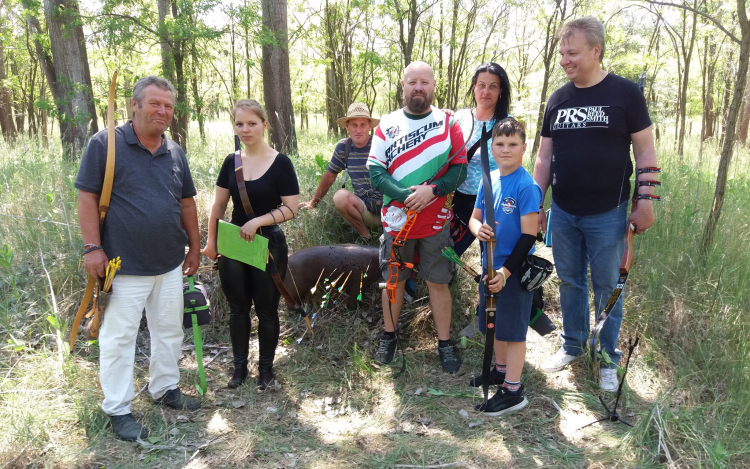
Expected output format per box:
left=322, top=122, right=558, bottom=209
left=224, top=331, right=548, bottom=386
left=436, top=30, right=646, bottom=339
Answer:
left=28, top=0, right=98, bottom=159
left=261, top=0, right=296, bottom=154
left=643, top=0, right=749, bottom=252
left=0, top=0, right=18, bottom=143
left=531, top=0, right=575, bottom=156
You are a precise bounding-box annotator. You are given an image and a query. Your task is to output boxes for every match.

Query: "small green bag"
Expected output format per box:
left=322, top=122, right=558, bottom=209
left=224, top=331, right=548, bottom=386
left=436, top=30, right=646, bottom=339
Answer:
left=183, top=276, right=210, bottom=395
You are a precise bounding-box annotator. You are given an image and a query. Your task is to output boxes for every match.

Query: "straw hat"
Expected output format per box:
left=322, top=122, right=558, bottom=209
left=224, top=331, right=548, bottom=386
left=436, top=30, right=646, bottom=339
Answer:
left=337, top=102, right=380, bottom=128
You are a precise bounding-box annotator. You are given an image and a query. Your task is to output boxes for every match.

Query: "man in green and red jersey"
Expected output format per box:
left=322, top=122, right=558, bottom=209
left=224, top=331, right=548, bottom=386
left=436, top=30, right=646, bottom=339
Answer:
left=367, top=61, right=468, bottom=373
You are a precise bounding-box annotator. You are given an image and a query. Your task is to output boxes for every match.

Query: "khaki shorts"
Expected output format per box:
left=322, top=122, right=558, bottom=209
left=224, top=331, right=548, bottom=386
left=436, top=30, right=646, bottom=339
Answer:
left=356, top=195, right=383, bottom=228
left=379, top=224, right=454, bottom=284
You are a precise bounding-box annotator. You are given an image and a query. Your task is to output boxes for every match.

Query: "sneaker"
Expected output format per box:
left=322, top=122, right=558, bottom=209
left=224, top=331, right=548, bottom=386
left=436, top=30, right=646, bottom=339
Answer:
left=469, top=366, right=506, bottom=387
left=475, top=385, right=529, bottom=416
left=374, top=334, right=398, bottom=364
left=540, top=348, right=581, bottom=372
left=437, top=342, right=462, bottom=374
left=110, top=413, right=148, bottom=441
left=154, top=388, right=201, bottom=410
left=600, top=367, right=619, bottom=392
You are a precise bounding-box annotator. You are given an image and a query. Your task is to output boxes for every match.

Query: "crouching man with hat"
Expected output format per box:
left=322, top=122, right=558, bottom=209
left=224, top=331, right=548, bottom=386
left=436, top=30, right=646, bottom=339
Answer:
left=300, top=103, right=383, bottom=238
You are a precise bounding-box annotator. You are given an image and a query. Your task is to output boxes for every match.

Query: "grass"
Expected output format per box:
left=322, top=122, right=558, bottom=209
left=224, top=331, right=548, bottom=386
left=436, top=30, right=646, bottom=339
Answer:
left=0, top=122, right=749, bottom=468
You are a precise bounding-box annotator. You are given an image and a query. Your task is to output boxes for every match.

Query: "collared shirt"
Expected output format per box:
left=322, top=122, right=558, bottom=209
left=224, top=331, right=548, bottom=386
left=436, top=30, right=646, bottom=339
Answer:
left=75, top=121, right=196, bottom=275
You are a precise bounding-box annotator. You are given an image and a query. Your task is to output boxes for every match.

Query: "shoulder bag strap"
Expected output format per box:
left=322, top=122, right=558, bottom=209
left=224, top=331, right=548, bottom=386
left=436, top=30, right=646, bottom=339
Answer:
left=234, top=149, right=257, bottom=219
left=341, top=138, right=353, bottom=188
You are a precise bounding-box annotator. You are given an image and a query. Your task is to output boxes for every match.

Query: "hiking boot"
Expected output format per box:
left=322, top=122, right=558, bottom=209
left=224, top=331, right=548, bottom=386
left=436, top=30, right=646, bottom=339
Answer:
left=475, top=386, right=529, bottom=416
left=227, top=366, right=248, bottom=389
left=258, top=370, right=275, bottom=391
left=469, top=366, right=506, bottom=387
left=110, top=413, right=148, bottom=441
left=154, top=388, right=201, bottom=410
left=374, top=334, right=398, bottom=364
left=600, top=367, right=619, bottom=392
left=437, top=341, right=462, bottom=374
left=540, top=348, right=581, bottom=372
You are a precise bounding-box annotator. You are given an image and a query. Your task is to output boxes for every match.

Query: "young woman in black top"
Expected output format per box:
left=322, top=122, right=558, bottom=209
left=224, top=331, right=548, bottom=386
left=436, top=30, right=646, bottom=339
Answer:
left=202, top=99, right=300, bottom=389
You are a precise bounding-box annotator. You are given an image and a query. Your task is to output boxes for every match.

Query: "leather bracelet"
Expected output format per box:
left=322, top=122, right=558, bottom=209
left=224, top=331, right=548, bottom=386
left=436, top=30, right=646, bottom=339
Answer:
left=83, top=245, right=103, bottom=255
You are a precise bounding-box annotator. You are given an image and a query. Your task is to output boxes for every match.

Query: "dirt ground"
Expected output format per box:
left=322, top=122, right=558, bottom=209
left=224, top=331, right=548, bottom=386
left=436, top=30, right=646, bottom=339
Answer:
left=2, top=245, right=663, bottom=469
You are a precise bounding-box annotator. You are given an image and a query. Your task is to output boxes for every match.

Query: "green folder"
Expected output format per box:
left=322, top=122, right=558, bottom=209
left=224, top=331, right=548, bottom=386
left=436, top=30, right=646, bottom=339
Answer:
left=217, top=220, right=268, bottom=271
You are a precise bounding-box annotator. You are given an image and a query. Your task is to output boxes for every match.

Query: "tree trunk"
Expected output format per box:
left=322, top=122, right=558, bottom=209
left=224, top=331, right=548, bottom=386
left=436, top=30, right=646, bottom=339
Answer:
left=532, top=0, right=568, bottom=156
left=158, top=0, right=174, bottom=81
left=677, top=3, right=698, bottom=159
left=739, top=67, right=750, bottom=144
left=43, top=0, right=98, bottom=159
left=0, top=32, right=18, bottom=143
left=393, top=0, right=419, bottom=108
left=261, top=0, right=297, bottom=154
left=703, top=3, right=750, bottom=253
left=190, top=42, right=205, bottom=142
left=718, top=50, right=734, bottom=149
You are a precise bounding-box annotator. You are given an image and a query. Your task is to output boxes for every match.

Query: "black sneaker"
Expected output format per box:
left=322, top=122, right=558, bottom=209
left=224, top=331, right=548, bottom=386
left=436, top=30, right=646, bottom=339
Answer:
left=469, top=366, right=506, bottom=387
left=154, top=388, right=201, bottom=410
left=374, top=334, right=398, bottom=364
left=437, top=342, right=462, bottom=374
left=475, top=385, right=528, bottom=416
left=110, top=413, right=148, bottom=441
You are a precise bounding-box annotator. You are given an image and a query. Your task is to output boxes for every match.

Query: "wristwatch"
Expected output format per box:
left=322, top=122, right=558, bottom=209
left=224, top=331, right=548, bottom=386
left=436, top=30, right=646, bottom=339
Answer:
left=431, top=184, right=440, bottom=197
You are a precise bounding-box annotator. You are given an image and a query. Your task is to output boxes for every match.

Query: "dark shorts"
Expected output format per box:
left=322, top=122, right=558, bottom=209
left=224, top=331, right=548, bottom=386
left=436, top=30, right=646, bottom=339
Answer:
left=379, top=224, right=454, bottom=284
left=478, top=271, right=532, bottom=342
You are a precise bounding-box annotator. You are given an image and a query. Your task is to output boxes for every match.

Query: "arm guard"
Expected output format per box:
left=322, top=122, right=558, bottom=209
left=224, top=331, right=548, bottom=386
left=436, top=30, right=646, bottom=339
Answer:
left=502, top=233, right=536, bottom=275
left=369, top=165, right=412, bottom=203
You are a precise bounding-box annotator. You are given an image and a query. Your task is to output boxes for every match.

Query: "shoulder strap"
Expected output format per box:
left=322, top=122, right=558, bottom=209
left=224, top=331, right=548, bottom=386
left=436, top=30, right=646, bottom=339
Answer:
left=341, top=138, right=353, bottom=188
left=343, top=138, right=352, bottom=167
left=466, top=139, right=482, bottom=162
left=234, top=150, right=256, bottom=217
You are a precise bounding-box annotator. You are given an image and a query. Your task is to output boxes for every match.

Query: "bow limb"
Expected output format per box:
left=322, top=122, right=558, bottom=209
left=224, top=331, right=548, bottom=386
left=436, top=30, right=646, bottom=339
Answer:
left=478, top=124, right=497, bottom=405
left=99, top=71, right=118, bottom=224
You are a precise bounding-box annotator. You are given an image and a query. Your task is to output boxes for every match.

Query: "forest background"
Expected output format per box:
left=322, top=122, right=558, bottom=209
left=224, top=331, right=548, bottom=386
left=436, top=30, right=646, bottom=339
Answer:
left=1, top=0, right=750, bottom=467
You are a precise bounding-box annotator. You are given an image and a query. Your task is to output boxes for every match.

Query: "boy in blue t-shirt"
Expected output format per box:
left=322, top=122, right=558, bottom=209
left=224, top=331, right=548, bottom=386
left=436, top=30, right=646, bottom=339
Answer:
left=469, top=118, right=542, bottom=416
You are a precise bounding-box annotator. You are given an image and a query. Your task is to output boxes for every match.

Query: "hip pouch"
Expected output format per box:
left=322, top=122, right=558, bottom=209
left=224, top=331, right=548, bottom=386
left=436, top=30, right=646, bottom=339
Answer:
left=183, top=276, right=211, bottom=328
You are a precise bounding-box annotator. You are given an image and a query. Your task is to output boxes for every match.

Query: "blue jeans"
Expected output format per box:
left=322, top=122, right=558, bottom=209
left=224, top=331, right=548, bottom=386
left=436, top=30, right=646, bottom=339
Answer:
left=550, top=200, right=628, bottom=368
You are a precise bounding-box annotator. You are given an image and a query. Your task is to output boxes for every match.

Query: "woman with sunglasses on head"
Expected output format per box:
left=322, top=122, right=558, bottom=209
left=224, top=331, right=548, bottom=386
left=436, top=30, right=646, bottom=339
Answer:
left=451, top=63, right=512, bottom=256
left=202, top=99, right=299, bottom=390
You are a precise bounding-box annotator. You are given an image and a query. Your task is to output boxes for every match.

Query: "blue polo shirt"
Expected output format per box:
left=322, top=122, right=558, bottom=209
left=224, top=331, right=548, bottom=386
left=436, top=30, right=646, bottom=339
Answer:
left=475, top=166, right=542, bottom=267
left=75, top=121, right=196, bottom=275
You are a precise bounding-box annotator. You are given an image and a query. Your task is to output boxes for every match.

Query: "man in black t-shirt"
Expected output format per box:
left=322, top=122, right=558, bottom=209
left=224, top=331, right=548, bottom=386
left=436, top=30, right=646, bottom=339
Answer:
left=532, top=17, right=659, bottom=392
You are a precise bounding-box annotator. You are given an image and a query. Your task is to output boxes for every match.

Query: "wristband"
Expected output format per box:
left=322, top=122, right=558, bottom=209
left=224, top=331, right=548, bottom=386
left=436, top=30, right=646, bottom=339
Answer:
left=84, top=243, right=99, bottom=248
left=83, top=245, right=103, bottom=255
left=497, top=268, right=507, bottom=287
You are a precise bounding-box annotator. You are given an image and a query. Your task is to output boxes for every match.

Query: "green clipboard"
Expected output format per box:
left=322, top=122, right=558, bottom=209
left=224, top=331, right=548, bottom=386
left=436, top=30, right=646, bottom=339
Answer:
left=217, top=220, right=268, bottom=271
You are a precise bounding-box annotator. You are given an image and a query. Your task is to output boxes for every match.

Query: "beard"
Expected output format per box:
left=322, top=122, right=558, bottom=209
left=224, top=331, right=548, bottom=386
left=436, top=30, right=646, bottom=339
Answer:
left=404, top=89, right=434, bottom=114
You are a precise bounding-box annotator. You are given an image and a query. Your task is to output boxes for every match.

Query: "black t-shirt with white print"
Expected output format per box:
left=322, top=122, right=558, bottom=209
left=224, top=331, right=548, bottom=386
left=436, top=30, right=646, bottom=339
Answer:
left=541, top=73, right=652, bottom=216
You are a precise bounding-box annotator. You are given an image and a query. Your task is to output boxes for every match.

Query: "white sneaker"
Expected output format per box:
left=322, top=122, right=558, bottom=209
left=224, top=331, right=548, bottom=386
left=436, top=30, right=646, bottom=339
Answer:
left=600, top=368, right=619, bottom=392
left=540, top=348, right=581, bottom=372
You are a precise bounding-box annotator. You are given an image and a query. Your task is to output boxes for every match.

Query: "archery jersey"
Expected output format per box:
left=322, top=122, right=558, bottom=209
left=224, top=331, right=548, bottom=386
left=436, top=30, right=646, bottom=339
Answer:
left=368, top=106, right=467, bottom=238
